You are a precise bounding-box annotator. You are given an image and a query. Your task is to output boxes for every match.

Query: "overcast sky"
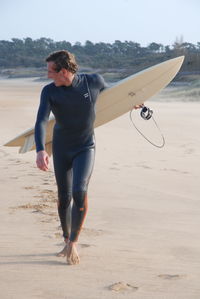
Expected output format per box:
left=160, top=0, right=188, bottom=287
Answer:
left=0, top=0, right=199, bottom=46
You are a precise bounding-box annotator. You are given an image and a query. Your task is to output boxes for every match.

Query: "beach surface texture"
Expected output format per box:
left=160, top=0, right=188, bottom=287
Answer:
left=0, top=78, right=200, bottom=299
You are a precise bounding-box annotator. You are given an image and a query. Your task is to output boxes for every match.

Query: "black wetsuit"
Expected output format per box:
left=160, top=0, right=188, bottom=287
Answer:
left=34, top=74, right=106, bottom=242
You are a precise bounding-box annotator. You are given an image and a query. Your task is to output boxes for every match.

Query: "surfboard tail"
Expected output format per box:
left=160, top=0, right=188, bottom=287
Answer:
left=19, top=134, right=35, bottom=153
left=18, top=134, right=52, bottom=156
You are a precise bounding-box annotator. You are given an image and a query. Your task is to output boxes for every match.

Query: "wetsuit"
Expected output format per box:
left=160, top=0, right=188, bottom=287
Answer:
left=34, top=74, right=106, bottom=242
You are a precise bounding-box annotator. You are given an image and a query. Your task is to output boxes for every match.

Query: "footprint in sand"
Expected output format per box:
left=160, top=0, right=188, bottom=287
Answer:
left=0, top=149, right=9, bottom=158
left=82, top=227, right=105, bottom=237
left=13, top=160, right=21, bottom=164
left=184, top=148, right=195, bottom=155
left=161, top=168, right=189, bottom=175
left=25, top=186, right=35, bottom=190
left=108, top=282, right=138, bottom=292
left=79, top=243, right=91, bottom=248
left=110, top=167, right=120, bottom=171
left=27, top=173, right=38, bottom=176
left=124, top=164, right=131, bottom=168
left=12, top=202, right=51, bottom=212
left=158, top=274, right=185, bottom=280
left=137, top=163, right=152, bottom=170
left=40, top=218, right=52, bottom=223
left=10, top=176, right=18, bottom=179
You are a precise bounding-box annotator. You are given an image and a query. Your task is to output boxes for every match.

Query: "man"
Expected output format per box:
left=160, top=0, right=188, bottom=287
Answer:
left=34, top=50, right=107, bottom=265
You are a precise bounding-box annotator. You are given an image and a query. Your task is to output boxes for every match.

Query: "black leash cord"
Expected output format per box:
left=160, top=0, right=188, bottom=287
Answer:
left=129, top=106, right=165, bottom=148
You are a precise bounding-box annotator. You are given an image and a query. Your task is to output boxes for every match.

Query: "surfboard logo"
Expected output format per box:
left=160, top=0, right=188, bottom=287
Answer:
left=128, top=91, right=136, bottom=97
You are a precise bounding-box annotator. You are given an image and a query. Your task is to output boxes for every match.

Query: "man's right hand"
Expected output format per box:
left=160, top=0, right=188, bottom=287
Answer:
left=36, top=150, right=50, bottom=171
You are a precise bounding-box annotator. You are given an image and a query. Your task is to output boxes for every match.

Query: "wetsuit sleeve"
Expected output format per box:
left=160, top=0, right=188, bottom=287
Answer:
left=94, top=74, right=108, bottom=91
left=34, top=86, right=51, bottom=152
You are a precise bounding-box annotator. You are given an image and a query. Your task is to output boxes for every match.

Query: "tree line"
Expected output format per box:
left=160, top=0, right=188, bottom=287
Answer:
left=0, top=37, right=200, bottom=73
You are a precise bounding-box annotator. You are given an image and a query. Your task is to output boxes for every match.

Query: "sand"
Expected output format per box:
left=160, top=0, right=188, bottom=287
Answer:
left=0, top=78, right=200, bottom=299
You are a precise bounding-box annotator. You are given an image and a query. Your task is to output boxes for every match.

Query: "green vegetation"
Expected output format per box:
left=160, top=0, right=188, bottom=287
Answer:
left=0, top=37, right=200, bottom=81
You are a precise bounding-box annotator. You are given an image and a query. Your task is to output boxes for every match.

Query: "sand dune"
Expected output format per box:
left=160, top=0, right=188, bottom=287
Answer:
left=0, top=78, right=200, bottom=299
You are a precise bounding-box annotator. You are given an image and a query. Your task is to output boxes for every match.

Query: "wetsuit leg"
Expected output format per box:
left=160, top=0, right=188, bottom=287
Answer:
left=53, top=153, right=72, bottom=240
left=70, top=148, right=95, bottom=242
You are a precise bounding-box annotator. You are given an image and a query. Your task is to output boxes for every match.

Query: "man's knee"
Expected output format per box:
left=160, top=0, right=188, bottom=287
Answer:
left=72, top=190, right=87, bottom=210
left=58, top=191, right=72, bottom=209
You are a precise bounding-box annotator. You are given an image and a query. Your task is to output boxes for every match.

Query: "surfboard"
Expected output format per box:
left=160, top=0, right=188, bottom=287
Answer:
left=4, top=56, right=184, bottom=155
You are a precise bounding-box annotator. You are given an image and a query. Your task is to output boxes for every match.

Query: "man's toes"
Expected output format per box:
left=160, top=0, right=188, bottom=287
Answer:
left=67, top=253, right=80, bottom=265
left=57, top=252, right=66, bottom=257
left=57, top=245, right=68, bottom=257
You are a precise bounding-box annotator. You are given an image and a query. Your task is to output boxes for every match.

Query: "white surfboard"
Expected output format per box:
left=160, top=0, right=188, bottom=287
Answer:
left=4, top=56, right=184, bottom=155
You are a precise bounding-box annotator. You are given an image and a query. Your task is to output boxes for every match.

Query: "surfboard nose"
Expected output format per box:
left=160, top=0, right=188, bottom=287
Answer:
left=164, top=55, right=185, bottom=71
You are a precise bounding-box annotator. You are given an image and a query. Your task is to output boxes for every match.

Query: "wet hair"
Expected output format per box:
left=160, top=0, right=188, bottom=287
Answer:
left=46, top=50, right=78, bottom=74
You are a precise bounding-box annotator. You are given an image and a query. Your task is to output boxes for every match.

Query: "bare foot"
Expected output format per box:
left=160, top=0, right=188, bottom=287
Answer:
left=66, top=241, right=80, bottom=265
left=56, top=244, right=68, bottom=257
left=56, top=239, right=68, bottom=257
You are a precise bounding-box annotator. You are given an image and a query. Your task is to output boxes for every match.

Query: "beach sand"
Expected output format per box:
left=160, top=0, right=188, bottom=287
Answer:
left=0, top=78, right=200, bottom=299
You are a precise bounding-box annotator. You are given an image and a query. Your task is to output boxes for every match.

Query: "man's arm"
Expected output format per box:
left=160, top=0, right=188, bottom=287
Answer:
left=96, top=73, right=108, bottom=92
left=34, top=86, right=51, bottom=171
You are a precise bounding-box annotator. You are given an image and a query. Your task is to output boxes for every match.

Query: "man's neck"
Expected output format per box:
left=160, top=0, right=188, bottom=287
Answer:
left=63, top=73, right=75, bottom=87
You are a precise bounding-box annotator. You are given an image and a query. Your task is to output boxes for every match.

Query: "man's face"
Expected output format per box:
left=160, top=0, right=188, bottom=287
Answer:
left=47, top=61, right=65, bottom=86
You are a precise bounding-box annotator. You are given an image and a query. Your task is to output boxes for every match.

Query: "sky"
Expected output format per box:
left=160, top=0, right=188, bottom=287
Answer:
left=0, top=0, right=200, bottom=47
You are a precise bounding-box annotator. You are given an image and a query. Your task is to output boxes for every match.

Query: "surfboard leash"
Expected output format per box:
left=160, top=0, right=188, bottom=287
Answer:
left=129, top=106, right=165, bottom=148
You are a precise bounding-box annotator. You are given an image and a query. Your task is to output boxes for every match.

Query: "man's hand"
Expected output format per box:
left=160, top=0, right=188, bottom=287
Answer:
left=36, top=150, right=50, bottom=171
left=134, top=104, right=144, bottom=109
